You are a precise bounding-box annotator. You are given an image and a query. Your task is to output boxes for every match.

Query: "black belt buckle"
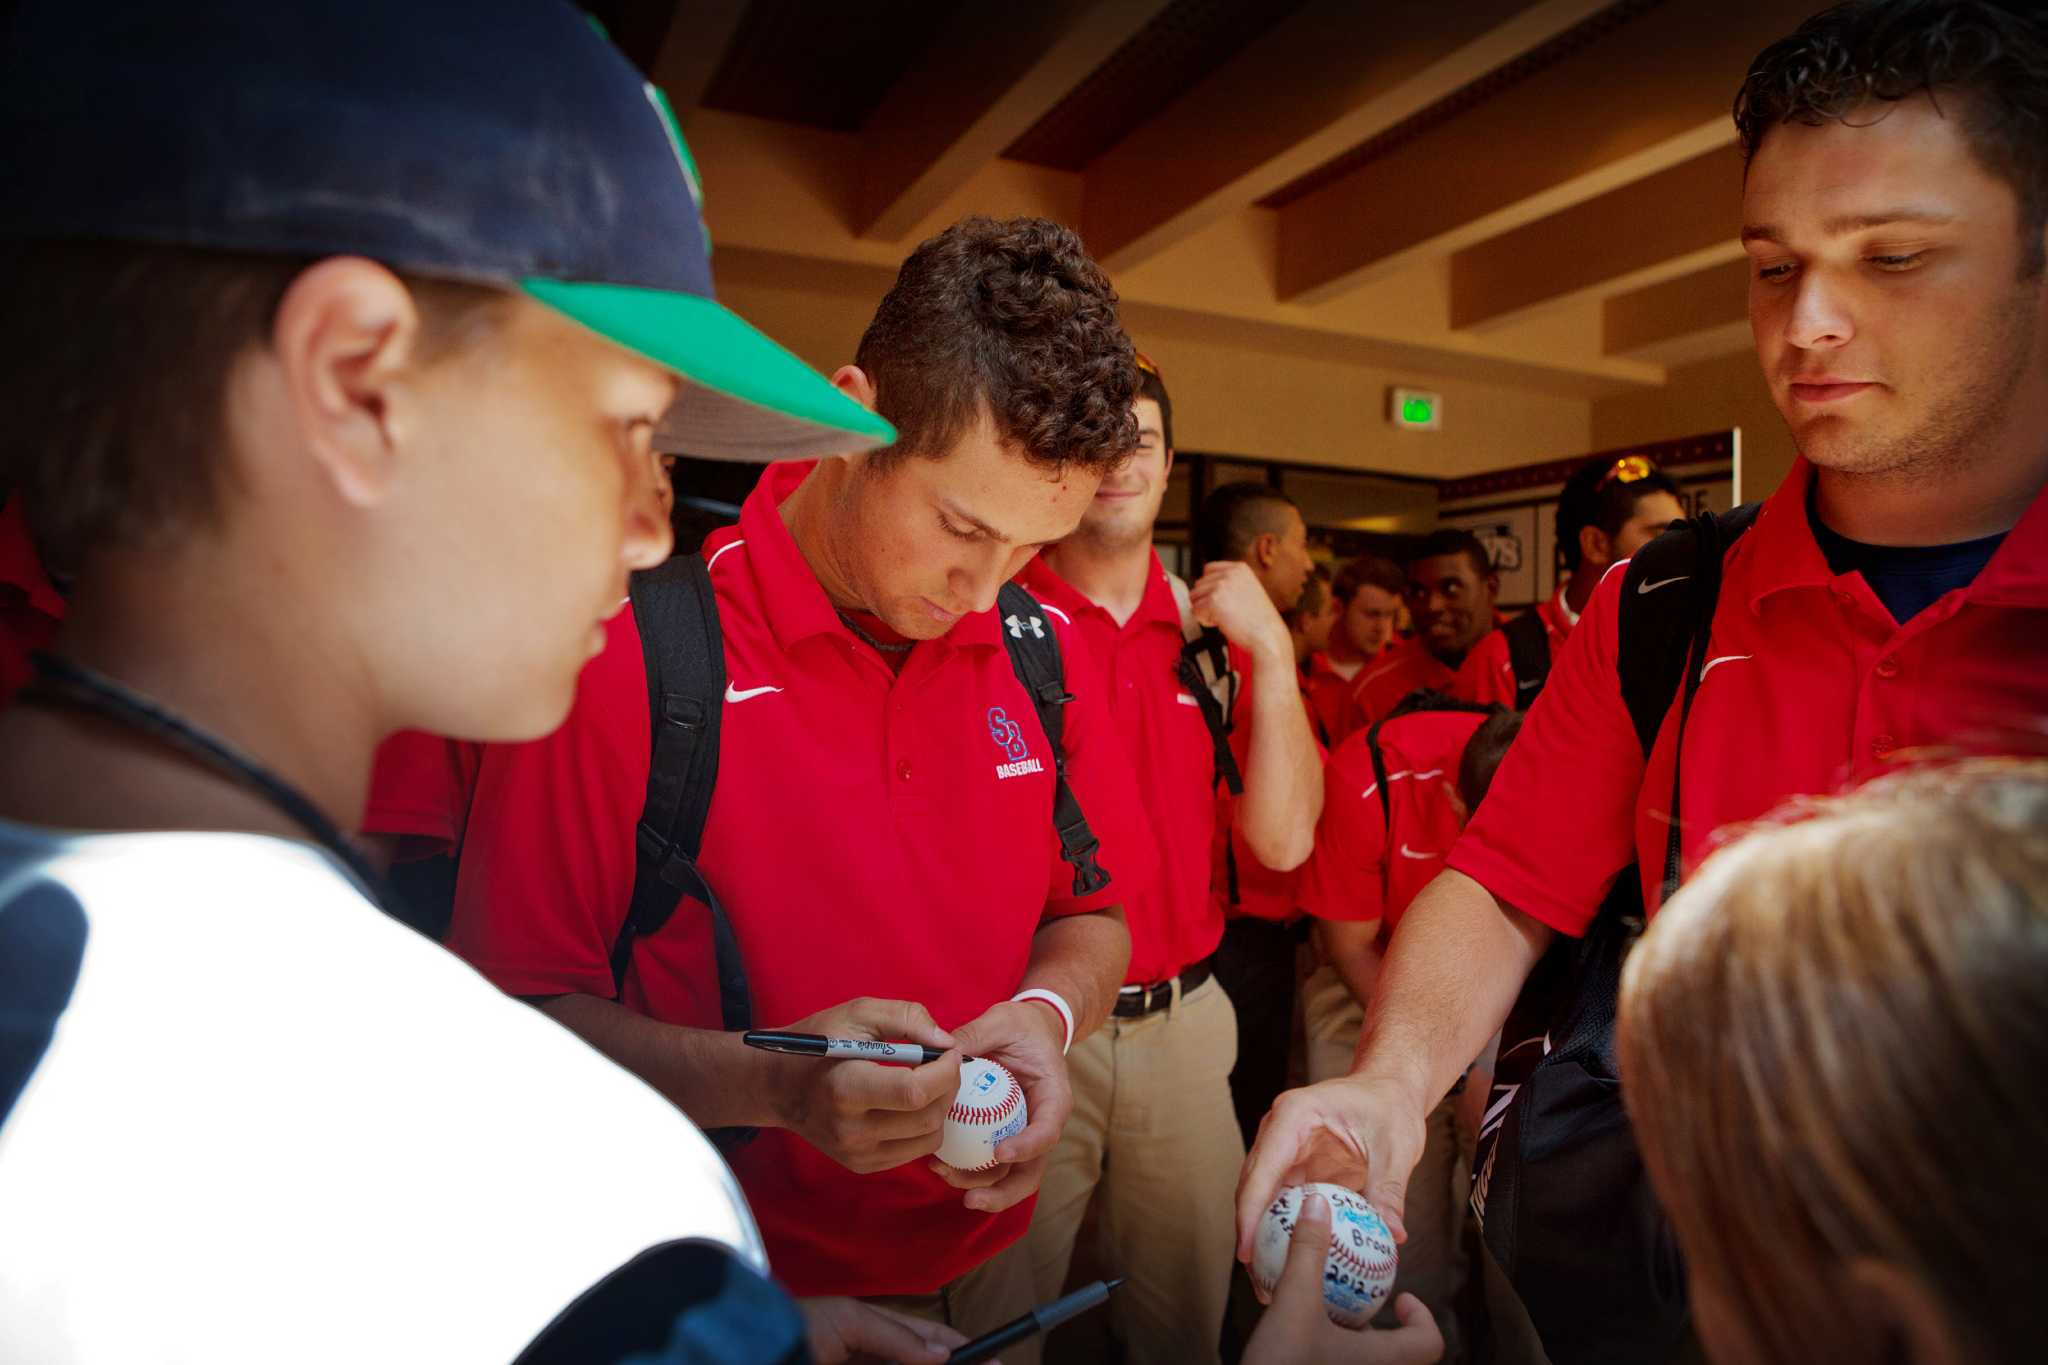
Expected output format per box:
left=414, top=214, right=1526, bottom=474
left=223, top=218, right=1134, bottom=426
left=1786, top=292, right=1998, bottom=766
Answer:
left=1116, top=976, right=1171, bottom=1018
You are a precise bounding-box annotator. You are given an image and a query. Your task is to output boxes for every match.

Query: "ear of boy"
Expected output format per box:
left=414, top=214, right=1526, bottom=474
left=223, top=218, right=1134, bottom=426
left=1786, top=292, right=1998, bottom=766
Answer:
left=267, top=258, right=427, bottom=510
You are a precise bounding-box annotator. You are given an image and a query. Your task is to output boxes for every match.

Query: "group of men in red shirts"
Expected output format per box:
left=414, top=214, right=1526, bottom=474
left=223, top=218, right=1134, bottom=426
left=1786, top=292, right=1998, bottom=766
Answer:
left=354, top=234, right=1338, bottom=1365
left=6, top=6, right=2045, bottom=1363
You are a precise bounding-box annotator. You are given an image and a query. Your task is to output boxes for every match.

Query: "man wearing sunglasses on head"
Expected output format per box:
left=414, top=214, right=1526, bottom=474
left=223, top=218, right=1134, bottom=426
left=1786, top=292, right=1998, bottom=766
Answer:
left=1455, top=454, right=1686, bottom=712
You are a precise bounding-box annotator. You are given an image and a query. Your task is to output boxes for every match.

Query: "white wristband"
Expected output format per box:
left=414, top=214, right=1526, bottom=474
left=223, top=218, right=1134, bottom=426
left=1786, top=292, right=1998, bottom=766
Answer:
left=1011, top=988, right=1074, bottom=1055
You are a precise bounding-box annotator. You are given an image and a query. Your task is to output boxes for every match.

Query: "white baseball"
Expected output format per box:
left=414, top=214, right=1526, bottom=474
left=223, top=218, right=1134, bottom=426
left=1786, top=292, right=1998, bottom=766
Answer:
left=1250, top=1182, right=1398, bottom=1329
left=937, top=1058, right=1027, bottom=1172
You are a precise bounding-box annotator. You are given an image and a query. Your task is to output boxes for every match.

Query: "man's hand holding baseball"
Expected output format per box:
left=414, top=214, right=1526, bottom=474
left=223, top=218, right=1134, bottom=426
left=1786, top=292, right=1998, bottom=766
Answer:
left=927, top=998, right=1072, bottom=1212
left=1236, top=1074, right=1429, bottom=1273
left=765, top=997, right=964, bottom=1175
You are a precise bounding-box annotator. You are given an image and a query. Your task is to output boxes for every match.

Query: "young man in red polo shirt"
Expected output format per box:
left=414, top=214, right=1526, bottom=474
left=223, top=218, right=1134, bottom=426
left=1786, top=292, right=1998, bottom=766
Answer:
left=1349, top=530, right=1501, bottom=729
left=1286, top=567, right=1338, bottom=672
left=1182, top=482, right=1325, bottom=1153
left=1456, top=455, right=1684, bottom=710
left=1006, top=360, right=1322, bottom=1363
left=1305, top=554, right=1404, bottom=745
left=432, top=216, right=1154, bottom=1333
left=1299, top=707, right=1519, bottom=1361
left=1242, top=1, right=2048, bottom=1357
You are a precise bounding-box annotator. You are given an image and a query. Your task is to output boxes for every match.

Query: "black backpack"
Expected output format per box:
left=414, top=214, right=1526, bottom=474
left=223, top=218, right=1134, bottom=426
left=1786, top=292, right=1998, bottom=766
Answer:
left=1498, top=610, right=1554, bottom=711
left=1362, top=688, right=1504, bottom=836
left=1469, top=503, right=1758, bottom=1365
left=385, top=559, right=1109, bottom=1038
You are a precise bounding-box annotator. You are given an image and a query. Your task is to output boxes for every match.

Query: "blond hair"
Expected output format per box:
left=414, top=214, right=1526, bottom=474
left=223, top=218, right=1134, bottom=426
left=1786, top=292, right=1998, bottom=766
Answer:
left=1619, top=759, right=2048, bottom=1364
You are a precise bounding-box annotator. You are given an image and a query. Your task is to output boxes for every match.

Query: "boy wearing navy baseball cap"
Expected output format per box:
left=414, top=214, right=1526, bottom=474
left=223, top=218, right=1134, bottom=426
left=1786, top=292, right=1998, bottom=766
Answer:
left=0, top=4, right=962, bottom=1363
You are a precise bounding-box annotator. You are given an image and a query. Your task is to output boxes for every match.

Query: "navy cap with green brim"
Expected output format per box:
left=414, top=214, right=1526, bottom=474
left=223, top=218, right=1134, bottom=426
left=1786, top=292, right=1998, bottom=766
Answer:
left=0, top=0, right=893, bottom=464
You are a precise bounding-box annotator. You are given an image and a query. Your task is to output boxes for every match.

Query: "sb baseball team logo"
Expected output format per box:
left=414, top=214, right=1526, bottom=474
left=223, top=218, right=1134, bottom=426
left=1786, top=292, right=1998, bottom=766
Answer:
left=987, top=706, right=1044, bottom=781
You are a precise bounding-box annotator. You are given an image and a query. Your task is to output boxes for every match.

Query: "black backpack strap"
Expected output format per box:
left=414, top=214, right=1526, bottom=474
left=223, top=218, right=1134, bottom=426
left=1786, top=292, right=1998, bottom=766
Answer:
left=1164, top=572, right=1245, bottom=796
left=1500, top=611, right=1553, bottom=711
left=996, top=581, right=1112, bottom=898
left=1364, top=688, right=1506, bottom=834
left=1177, top=637, right=1246, bottom=796
left=619, top=556, right=753, bottom=1035
left=1614, top=503, right=1761, bottom=899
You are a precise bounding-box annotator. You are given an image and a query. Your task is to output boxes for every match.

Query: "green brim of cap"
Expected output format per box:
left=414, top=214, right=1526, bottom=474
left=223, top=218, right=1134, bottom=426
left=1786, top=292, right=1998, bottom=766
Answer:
left=521, top=278, right=895, bottom=463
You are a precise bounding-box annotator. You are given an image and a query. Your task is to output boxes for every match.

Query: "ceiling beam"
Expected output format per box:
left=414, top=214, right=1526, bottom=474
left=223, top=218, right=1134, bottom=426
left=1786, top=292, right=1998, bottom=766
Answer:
left=1450, top=143, right=1744, bottom=331
left=1274, top=0, right=1812, bottom=305
left=684, top=109, right=1666, bottom=397
left=648, top=0, right=751, bottom=126
left=1082, top=0, right=1608, bottom=273
left=854, top=0, right=1170, bottom=242
left=1603, top=258, right=1751, bottom=364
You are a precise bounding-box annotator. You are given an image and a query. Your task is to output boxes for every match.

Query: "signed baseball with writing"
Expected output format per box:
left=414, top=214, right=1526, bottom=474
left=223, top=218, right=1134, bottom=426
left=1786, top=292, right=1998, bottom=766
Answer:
left=937, top=1058, right=1027, bottom=1172
left=1250, top=1182, right=1398, bottom=1329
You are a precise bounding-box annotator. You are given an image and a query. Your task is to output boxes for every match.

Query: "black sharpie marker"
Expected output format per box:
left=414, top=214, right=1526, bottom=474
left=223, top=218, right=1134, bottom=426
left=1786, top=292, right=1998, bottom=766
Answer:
left=742, top=1029, right=953, bottom=1065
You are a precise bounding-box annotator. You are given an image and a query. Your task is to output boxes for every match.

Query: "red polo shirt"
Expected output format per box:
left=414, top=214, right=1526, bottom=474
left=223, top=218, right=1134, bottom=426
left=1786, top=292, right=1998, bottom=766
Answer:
left=1349, top=638, right=1459, bottom=730
left=1018, top=553, right=1223, bottom=984
left=441, top=460, right=1153, bottom=1296
left=361, top=731, right=483, bottom=855
left=1, top=496, right=64, bottom=710
left=1301, top=709, right=1486, bottom=939
left=1303, top=650, right=1371, bottom=746
left=1455, top=593, right=1576, bottom=710
left=1451, top=458, right=2048, bottom=934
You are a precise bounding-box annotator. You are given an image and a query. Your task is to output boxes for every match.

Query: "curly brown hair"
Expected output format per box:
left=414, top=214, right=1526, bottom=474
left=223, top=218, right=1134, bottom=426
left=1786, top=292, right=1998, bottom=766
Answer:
left=1734, top=1, right=2048, bottom=275
left=854, top=216, right=1138, bottom=474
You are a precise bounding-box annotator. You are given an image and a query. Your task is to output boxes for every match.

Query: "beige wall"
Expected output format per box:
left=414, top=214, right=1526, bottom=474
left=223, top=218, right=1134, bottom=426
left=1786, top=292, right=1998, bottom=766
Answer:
left=1590, top=348, right=1797, bottom=501
left=716, top=248, right=1591, bottom=480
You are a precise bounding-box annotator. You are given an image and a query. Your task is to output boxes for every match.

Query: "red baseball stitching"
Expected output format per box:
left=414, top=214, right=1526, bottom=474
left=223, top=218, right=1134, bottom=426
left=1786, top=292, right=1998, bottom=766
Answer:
left=951, top=1075, right=1022, bottom=1125
left=1328, top=1240, right=1397, bottom=1282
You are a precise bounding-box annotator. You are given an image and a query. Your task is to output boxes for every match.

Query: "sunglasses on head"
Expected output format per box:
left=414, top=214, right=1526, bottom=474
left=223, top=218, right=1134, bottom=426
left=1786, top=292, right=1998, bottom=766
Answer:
left=1595, top=454, right=1656, bottom=492
left=1134, top=351, right=1162, bottom=381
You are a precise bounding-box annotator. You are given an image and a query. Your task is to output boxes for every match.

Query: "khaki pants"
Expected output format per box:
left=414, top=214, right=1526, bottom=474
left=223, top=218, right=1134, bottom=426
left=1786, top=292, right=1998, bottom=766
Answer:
left=987, top=974, right=1245, bottom=1365
left=1302, top=962, right=1365, bottom=1087
left=1302, top=964, right=1473, bottom=1363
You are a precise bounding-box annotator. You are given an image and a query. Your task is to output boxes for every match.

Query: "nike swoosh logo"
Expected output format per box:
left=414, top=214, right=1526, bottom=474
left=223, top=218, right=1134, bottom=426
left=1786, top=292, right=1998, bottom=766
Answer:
left=1637, top=575, right=1689, bottom=595
left=724, top=683, right=783, bottom=703
left=1698, top=654, right=1752, bottom=682
left=1398, top=844, right=1441, bottom=860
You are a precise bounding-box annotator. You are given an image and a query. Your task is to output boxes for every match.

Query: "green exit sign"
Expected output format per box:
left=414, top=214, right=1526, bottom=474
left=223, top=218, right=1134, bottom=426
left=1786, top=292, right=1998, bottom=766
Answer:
left=1390, top=387, right=1442, bottom=430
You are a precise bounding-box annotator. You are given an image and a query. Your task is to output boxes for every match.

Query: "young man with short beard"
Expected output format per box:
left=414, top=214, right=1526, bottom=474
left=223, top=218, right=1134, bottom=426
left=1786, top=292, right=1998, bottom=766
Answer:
left=418, top=216, right=1155, bottom=1335
left=1306, top=554, right=1405, bottom=745
left=1241, top=2, right=2048, bottom=1358
left=1002, top=359, right=1324, bottom=1364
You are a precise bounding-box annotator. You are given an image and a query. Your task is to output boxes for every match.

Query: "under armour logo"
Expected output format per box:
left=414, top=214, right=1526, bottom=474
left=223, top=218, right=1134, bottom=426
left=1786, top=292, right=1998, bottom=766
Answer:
left=1005, top=614, right=1045, bottom=640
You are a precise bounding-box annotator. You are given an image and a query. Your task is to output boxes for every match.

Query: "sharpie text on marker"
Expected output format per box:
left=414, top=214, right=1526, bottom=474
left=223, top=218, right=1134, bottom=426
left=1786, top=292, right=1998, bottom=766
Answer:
left=742, top=1030, right=956, bottom=1065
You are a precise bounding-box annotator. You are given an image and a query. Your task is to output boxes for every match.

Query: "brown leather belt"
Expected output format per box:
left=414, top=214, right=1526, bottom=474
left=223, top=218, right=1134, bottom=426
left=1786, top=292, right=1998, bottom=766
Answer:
left=1112, top=954, right=1215, bottom=1018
